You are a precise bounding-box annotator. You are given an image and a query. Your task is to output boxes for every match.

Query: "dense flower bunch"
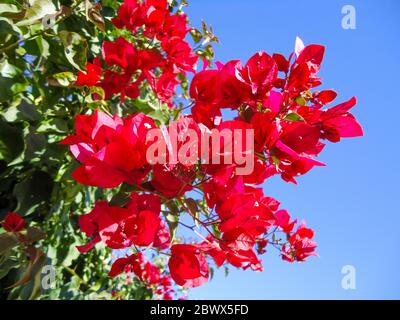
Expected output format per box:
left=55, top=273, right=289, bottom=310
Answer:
left=110, top=252, right=175, bottom=300
left=64, top=0, right=363, bottom=296
left=75, top=0, right=196, bottom=106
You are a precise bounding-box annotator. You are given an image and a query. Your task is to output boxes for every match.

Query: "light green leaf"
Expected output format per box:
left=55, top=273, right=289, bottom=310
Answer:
left=49, top=71, right=77, bottom=87
left=0, top=4, right=21, bottom=15
left=16, top=0, right=57, bottom=27
left=284, top=112, right=304, bottom=122
left=35, top=35, right=50, bottom=59
left=0, top=59, right=21, bottom=78
left=59, top=30, right=88, bottom=71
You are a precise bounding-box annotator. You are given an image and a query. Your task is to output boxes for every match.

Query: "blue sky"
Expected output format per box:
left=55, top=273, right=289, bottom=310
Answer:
left=182, top=0, right=400, bottom=299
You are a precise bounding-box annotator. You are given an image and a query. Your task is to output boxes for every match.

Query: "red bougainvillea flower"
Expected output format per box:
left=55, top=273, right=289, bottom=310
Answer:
left=190, top=69, right=221, bottom=106
left=102, top=37, right=137, bottom=70
left=150, top=164, right=194, bottom=198
left=168, top=244, right=209, bottom=288
left=274, top=209, right=297, bottom=233
left=216, top=192, right=276, bottom=237
left=75, top=58, right=102, bottom=87
left=112, top=0, right=143, bottom=31
left=161, top=13, right=189, bottom=40
left=282, top=221, right=318, bottom=262
left=61, top=111, right=156, bottom=188
left=199, top=233, right=263, bottom=272
left=77, top=193, right=167, bottom=253
left=242, top=51, right=278, bottom=103
left=162, top=37, right=198, bottom=74
left=287, top=44, right=325, bottom=95
left=148, top=70, right=179, bottom=106
left=2, top=212, right=25, bottom=232
left=318, top=96, right=363, bottom=142
left=100, top=70, right=141, bottom=101
left=109, top=253, right=157, bottom=282
left=109, top=252, right=175, bottom=298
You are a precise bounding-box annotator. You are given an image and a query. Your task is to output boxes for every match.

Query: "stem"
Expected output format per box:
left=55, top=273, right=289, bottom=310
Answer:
left=177, top=197, right=216, bottom=238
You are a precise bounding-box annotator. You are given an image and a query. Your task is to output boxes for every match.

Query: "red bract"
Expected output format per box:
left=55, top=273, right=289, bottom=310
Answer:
left=149, top=71, right=179, bottom=106
left=319, top=96, right=363, bottom=142
left=162, top=37, right=198, bottom=74
left=190, top=69, right=221, bottom=105
left=112, top=0, right=143, bottom=31
left=109, top=252, right=175, bottom=298
left=113, top=0, right=188, bottom=43
left=315, top=89, right=337, bottom=105
left=103, top=37, right=137, bottom=70
left=67, top=1, right=363, bottom=293
left=242, top=51, right=278, bottom=102
left=217, top=192, right=276, bottom=237
left=275, top=210, right=297, bottom=233
left=162, top=13, right=189, bottom=40
left=100, top=70, right=140, bottom=101
left=282, top=221, right=318, bottom=262
left=150, top=164, right=194, bottom=198
left=75, top=59, right=102, bottom=87
left=77, top=193, right=167, bottom=253
left=2, top=212, right=25, bottom=232
left=61, top=111, right=156, bottom=188
left=168, top=244, right=209, bottom=288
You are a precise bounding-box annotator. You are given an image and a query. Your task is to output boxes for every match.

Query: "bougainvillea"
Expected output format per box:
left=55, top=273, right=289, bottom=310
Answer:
left=0, top=0, right=362, bottom=300
left=62, top=0, right=363, bottom=294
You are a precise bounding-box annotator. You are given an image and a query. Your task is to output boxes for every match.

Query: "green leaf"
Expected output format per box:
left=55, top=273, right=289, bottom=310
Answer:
left=61, top=244, right=80, bottom=268
left=0, top=257, right=19, bottom=280
left=224, top=266, right=229, bottom=277
left=165, top=213, right=179, bottom=242
left=0, top=233, right=18, bottom=255
left=16, top=0, right=57, bottom=27
left=2, top=100, right=41, bottom=123
left=0, top=4, right=21, bottom=16
left=284, top=112, right=304, bottom=122
left=13, top=171, right=53, bottom=216
left=0, top=119, right=24, bottom=162
left=48, top=71, right=77, bottom=87
left=0, top=18, right=21, bottom=37
left=59, top=30, right=88, bottom=71
left=35, top=35, right=50, bottom=59
left=37, top=118, right=68, bottom=134
left=0, top=59, right=21, bottom=78
left=185, top=198, right=200, bottom=227
left=189, top=28, right=202, bottom=44
left=295, top=96, right=307, bottom=106
left=0, top=76, right=15, bottom=102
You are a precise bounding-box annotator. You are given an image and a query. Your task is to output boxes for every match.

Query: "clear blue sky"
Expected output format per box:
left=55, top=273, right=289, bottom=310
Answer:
left=183, top=0, right=400, bottom=299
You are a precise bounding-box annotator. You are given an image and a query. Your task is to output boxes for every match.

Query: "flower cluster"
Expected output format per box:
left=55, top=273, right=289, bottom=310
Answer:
left=76, top=0, right=196, bottom=106
left=109, top=252, right=175, bottom=300
left=190, top=39, right=363, bottom=183
left=65, top=0, right=363, bottom=296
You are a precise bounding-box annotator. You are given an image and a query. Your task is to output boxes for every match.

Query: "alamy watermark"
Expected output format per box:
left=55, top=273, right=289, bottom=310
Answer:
left=341, top=5, right=357, bottom=30
left=341, top=265, right=356, bottom=290
left=41, top=265, right=56, bottom=290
